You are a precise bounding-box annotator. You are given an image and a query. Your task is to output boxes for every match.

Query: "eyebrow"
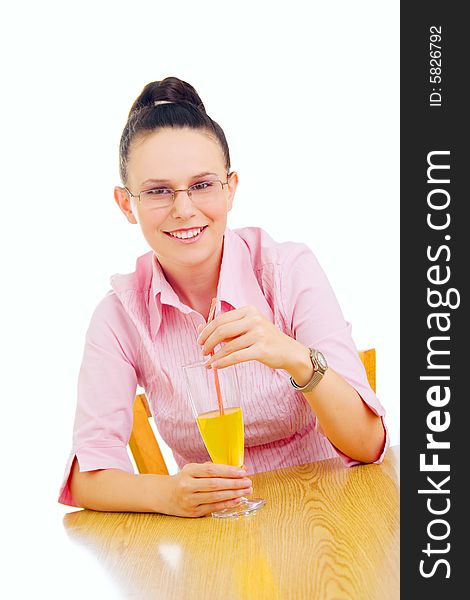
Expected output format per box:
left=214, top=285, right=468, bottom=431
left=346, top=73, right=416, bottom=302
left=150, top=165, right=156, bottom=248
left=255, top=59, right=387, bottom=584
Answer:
left=140, top=172, right=219, bottom=187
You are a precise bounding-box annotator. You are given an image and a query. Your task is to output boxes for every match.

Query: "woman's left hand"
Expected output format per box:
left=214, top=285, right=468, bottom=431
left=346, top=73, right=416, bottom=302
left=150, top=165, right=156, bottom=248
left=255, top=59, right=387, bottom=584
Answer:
left=197, top=305, right=304, bottom=372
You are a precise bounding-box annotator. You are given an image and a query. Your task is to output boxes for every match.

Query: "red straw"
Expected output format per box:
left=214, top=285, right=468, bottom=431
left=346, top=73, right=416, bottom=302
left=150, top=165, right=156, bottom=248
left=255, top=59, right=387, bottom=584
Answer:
left=208, top=298, right=225, bottom=416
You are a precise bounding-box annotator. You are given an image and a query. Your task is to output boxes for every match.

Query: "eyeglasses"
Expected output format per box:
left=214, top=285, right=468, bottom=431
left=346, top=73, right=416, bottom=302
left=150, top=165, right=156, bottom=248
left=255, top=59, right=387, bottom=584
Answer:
left=124, top=173, right=233, bottom=210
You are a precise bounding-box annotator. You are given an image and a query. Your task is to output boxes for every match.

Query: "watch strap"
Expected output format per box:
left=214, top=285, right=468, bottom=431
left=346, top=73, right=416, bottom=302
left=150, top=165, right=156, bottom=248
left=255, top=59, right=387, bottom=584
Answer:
left=290, top=348, right=327, bottom=392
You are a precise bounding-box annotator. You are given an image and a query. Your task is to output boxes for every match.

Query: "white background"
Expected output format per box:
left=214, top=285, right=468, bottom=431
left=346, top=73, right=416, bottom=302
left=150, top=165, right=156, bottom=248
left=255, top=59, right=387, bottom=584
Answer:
left=1, top=1, right=399, bottom=596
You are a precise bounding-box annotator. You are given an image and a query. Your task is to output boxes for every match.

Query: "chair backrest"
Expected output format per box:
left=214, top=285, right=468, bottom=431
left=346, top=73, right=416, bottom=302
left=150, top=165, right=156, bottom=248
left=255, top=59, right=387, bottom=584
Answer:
left=128, top=393, right=169, bottom=476
left=358, top=348, right=376, bottom=393
left=129, top=348, right=377, bottom=475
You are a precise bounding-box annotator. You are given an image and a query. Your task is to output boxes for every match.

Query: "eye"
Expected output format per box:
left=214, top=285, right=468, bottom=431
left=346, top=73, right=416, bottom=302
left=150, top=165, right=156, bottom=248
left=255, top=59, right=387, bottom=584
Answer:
left=190, top=181, right=216, bottom=192
left=145, top=187, right=173, bottom=196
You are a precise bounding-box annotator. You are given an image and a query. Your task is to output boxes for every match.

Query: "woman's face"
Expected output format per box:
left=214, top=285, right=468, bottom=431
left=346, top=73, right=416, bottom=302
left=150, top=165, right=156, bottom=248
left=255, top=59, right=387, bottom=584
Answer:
left=114, top=127, right=238, bottom=271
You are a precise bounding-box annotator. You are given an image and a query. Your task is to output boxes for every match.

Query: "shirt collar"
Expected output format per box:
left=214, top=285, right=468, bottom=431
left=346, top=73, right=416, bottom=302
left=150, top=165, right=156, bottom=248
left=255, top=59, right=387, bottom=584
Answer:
left=114, top=227, right=273, bottom=341
left=151, top=253, right=191, bottom=313
left=216, top=227, right=272, bottom=317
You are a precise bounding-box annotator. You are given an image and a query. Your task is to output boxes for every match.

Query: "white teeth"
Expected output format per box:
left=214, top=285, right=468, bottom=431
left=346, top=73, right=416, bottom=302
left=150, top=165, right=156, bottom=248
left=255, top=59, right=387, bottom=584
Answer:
left=169, top=227, right=204, bottom=239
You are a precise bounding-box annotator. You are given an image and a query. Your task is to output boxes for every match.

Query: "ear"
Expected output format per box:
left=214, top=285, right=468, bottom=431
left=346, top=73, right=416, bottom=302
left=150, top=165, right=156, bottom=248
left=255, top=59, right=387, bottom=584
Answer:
left=226, top=171, right=238, bottom=212
left=114, top=186, right=138, bottom=224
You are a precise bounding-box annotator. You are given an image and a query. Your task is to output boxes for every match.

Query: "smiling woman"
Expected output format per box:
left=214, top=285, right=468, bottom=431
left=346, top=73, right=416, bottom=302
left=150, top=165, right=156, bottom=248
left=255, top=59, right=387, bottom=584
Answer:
left=114, top=111, right=238, bottom=314
left=58, top=76, right=388, bottom=518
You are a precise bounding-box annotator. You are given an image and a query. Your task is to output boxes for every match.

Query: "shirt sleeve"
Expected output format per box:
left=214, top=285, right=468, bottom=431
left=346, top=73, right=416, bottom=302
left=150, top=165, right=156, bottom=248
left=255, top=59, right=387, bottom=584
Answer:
left=58, top=291, right=141, bottom=507
left=280, top=243, right=389, bottom=466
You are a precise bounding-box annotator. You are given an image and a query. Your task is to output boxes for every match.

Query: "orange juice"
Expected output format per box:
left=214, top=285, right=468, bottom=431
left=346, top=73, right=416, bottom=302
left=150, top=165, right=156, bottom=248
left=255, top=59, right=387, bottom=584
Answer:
left=196, top=406, right=244, bottom=467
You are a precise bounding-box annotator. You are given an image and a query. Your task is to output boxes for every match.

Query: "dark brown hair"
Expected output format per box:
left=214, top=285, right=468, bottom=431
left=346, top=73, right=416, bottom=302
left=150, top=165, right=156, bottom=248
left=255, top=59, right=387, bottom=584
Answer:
left=119, top=77, right=231, bottom=184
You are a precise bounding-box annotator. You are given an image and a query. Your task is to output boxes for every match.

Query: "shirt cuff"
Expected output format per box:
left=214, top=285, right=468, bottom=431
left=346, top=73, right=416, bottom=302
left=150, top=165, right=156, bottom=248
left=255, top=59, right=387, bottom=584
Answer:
left=58, top=445, right=135, bottom=508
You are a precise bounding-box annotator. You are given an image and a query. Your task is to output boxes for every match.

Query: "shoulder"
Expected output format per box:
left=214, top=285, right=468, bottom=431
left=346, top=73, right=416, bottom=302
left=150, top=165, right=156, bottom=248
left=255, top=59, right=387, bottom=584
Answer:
left=109, top=250, right=154, bottom=294
left=231, top=226, right=319, bottom=271
left=85, top=252, right=153, bottom=359
left=87, top=287, right=140, bottom=337
left=84, top=289, right=142, bottom=370
left=89, top=288, right=133, bottom=330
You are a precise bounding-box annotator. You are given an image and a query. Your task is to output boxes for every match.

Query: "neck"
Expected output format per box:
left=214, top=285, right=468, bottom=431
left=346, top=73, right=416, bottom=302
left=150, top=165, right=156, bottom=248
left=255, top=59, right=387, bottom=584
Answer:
left=157, top=243, right=224, bottom=321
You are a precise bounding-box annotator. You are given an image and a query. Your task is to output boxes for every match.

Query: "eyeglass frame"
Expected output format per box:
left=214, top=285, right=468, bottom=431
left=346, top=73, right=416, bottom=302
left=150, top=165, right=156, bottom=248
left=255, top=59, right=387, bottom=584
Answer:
left=123, top=171, right=235, bottom=207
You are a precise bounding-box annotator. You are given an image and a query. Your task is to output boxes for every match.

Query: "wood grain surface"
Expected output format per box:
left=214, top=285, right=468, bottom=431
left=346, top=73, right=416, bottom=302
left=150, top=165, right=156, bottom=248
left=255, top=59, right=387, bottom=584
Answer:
left=63, top=446, right=399, bottom=599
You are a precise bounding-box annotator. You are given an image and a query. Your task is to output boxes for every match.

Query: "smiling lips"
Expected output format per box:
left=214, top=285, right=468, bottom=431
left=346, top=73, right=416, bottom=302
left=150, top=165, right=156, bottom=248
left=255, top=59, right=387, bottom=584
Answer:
left=165, top=225, right=208, bottom=241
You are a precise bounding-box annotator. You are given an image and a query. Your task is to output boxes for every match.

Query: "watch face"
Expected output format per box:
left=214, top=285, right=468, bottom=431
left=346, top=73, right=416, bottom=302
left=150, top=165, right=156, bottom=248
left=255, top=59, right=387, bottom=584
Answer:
left=316, top=351, right=328, bottom=370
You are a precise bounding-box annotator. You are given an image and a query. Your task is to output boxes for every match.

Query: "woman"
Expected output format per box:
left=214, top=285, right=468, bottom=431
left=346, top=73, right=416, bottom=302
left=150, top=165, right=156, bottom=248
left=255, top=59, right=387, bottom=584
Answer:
left=58, top=77, right=388, bottom=518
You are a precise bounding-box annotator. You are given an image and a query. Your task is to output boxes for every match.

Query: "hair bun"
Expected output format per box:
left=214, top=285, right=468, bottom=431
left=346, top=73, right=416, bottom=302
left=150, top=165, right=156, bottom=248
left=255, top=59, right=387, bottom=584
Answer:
left=129, top=76, right=206, bottom=116
left=120, top=77, right=231, bottom=184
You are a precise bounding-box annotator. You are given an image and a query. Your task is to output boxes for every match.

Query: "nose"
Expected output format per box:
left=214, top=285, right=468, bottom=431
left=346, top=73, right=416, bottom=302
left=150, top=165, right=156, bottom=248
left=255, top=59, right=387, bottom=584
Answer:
left=169, top=189, right=197, bottom=220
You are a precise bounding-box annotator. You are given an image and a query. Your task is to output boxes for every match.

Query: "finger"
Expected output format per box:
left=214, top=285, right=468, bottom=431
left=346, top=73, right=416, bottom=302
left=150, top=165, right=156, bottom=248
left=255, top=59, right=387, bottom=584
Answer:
left=206, top=332, right=255, bottom=363
left=195, top=486, right=253, bottom=505
left=189, top=461, right=247, bottom=478
left=197, top=307, right=251, bottom=345
left=198, top=313, right=244, bottom=347
left=195, top=496, right=246, bottom=517
left=194, top=475, right=253, bottom=492
left=202, top=322, right=253, bottom=356
left=208, top=346, right=257, bottom=370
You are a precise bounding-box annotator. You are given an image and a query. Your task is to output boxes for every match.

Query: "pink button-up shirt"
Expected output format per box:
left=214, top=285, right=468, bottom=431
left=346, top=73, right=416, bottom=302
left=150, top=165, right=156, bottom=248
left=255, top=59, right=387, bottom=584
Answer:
left=58, top=226, right=389, bottom=507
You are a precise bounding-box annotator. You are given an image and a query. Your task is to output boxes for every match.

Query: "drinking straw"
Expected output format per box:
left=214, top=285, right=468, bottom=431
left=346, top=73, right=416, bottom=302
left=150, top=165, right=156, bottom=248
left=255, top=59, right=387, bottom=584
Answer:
left=207, top=298, right=225, bottom=416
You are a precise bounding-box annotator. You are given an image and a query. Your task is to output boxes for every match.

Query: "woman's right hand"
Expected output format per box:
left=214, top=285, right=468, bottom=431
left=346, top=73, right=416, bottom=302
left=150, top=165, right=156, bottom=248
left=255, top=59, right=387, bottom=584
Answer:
left=165, top=462, right=253, bottom=518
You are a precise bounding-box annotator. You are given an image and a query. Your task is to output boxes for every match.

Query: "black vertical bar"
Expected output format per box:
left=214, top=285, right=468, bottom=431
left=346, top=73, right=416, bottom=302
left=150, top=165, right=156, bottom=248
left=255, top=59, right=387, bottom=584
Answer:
left=401, top=2, right=467, bottom=595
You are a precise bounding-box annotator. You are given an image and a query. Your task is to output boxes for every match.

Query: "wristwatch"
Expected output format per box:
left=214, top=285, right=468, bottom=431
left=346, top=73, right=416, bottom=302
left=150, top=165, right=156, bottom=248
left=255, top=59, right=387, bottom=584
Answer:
left=290, top=348, right=328, bottom=392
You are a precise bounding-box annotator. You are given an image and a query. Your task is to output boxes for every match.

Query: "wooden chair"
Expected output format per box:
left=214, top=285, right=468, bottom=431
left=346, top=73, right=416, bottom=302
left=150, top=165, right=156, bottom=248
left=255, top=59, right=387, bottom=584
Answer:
left=128, top=348, right=376, bottom=475
left=358, top=348, right=376, bottom=393
left=128, top=393, right=170, bottom=476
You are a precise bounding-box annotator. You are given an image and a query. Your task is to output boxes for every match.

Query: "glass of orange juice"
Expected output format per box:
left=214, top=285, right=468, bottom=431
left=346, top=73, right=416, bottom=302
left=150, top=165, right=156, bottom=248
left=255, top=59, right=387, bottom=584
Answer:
left=182, top=359, right=266, bottom=518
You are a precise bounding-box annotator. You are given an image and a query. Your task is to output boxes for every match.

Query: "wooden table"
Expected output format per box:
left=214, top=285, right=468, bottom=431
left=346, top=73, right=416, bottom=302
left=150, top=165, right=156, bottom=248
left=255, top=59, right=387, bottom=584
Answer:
left=62, top=446, right=399, bottom=599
